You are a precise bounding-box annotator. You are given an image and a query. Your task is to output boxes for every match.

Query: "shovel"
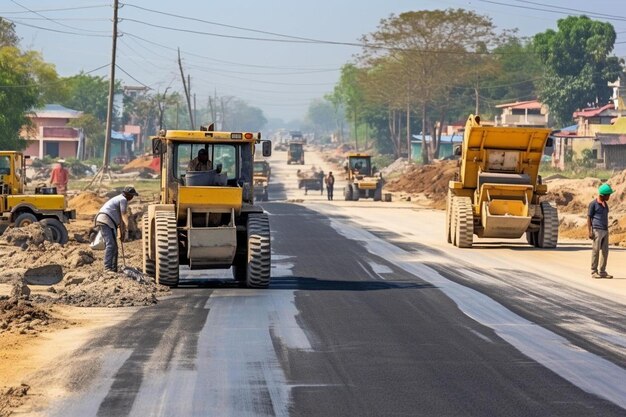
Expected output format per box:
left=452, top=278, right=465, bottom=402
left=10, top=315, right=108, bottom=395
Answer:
left=118, top=228, right=144, bottom=282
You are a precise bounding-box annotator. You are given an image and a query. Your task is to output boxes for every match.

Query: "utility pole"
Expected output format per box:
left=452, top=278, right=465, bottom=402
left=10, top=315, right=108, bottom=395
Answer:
left=178, top=48, right=194, bottom=129
left=175, top=102, right=179, bottom=129
left=103, top=0, right=119, bottom=173
left=193, top=93, right=197, bottom=127
left=86, top=0, right=118, bottom=190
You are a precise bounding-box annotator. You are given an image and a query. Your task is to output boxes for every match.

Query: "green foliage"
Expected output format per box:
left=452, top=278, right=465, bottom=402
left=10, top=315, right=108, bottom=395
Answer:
left=371, top=154, right=395, bottom=171
left=0, top=18, right=19, bottom=47
left=0, top=46, right=39, bottom=150
left=533, top=16, right=624, bottom=126
left=30, top=155, right=55, bottom=168
left=60, top=73, right=110, bottom=122
left=68, top=114, right=105, bottom=159
left=305, top=99, right=336, bottom=135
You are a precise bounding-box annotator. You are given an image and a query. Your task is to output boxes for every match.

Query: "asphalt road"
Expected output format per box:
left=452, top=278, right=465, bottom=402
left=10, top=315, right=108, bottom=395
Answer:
left=32, top=150, right=626, bottom=417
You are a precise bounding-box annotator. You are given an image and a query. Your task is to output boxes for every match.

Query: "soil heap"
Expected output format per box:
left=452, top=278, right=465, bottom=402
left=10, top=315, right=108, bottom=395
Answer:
left=384, top=160, right=457, bottom=208
left=546, top=169, right=626, bottom=246
left=68, top=192, right=106, bottom=216
left=0, top=223, right=170, bottom=308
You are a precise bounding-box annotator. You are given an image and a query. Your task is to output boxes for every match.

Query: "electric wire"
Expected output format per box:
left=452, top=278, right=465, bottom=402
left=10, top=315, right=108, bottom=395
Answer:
left=0, top=63, right=110, bottom=88
left=9, top=0, right=110, bottom=34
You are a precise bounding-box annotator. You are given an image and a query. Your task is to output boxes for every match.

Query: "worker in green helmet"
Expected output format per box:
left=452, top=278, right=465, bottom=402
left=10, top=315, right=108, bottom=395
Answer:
left=587, top=183, right=615, bottom=279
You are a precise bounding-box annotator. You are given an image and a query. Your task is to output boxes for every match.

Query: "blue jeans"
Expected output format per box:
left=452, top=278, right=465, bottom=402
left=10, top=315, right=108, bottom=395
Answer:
left=100, top=224, right=118, bottom=272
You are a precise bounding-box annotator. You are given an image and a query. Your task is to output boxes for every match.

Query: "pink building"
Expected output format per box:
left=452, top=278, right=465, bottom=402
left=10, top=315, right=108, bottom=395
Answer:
left=22, top=104, right=84, bottom=159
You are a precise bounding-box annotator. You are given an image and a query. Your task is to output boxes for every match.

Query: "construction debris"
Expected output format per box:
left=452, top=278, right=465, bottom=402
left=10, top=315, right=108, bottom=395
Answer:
left=384, top=160, right=457, bottom=209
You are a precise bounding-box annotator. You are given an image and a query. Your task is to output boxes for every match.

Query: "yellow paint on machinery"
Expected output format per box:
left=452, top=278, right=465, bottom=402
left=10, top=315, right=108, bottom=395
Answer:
left=446, top=115, right=559, bottom=248
left=144, top=126, right=273, bottom=288
left=0, top=151, right=74, bottom=243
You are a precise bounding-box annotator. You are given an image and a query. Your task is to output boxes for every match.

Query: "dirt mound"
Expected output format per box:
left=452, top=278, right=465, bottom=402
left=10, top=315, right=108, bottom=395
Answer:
left=55, top=271, right=169, bottom=307
left=0, top=281, right=53, bottom=335
left=0, top=384, right=29, bottom=417
left=385, top=160, right=457, bottom=208
left=0, top=223, right=51, bottom=248
left=547, top=169, right=626, bottom=245
left=68, top=192, right=106, bottom=216
left=122, top=155, right=158, bottom=173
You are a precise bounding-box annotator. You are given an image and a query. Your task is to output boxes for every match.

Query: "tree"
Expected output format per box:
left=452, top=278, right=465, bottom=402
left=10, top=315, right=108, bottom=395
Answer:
left=68, top=114, right=104, bottom=159
left=335, top=64, right=365, bottom=150
left=224, top=99, right=267, bottom=131
left=0, top=46, right=39, bottom=150
left=0, top=18, right=19, bottom=47
left=533, top=16, right=624, bottom=126
left=61, top=73, right=111, bottom=122
left=305, top=99, right=336, bottom=138
left=359, top=9, right=497, bottom=162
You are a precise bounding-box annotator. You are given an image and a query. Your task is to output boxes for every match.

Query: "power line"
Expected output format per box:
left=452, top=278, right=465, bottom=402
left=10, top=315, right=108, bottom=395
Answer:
left=0, top=63, right=110, bottom=88
left=115, top=64, right=152, bottom=89
left=122, top=3, right=326, bottom=43
left=0, top=4, right=109, bottom=14
left=6, top=17, right=110, bottom=37
left=510, top=0, right=626, bottom=21
left=9, top=0, right=110, bottom=34
left=479, top=0, right=626, bottom=22
left=124, top=32, right=343, bottom=70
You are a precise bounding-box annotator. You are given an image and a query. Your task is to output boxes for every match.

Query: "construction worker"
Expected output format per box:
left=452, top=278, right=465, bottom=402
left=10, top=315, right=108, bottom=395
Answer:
left=188, top=148, right=212, bottom=171
left=588, top=183, right=615, bottom=279
left=49, top=159, right=69, bottom=195
left=95, top=186, right=138, bottom=272
left=326, top=171, right=335, bottom=201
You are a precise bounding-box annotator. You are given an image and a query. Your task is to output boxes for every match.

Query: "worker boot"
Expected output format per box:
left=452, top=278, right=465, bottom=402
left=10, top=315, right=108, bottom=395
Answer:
left=591, top=272, right=602, bottom=279
left=600, top=272, right=613, bottom=279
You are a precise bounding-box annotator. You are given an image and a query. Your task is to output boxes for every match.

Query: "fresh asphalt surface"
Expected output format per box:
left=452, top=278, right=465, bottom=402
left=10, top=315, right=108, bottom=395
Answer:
left=36, top=177, right=626, bottom=416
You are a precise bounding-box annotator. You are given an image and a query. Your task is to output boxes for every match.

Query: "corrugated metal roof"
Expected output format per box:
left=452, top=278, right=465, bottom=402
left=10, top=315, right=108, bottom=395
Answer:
left=596, top=133, right=626, bottom=145
left=573, top=103, right=614, bottom=118
left=31, top=104, right=82, bottom=118
left=495, top=100, right=542, bottom=110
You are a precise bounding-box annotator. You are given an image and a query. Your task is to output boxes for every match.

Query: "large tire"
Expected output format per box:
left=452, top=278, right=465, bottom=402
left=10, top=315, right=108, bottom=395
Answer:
left=351, top=184, right=360, bottom=201
left=245, top=213, right=271, bottom=288
left=40, top=218, right=69, bottom=244
left=373, top=185, right=382, bottom=201
left=14, top=212, right=38, bottom=228
left=232, top=254, right=247, bottom=282
left=536, top=202, right=558, bottom=248
left=344, top=185, right=352, bottom=201
left=142, top=214, right=155, bottom=278
left=453, top=197, right=473, bottom=248
left=155, top=211, right=179, bottom=287
left=526, top=230, right=538, bottom=247
left=445, top=191, right=453, bottom=244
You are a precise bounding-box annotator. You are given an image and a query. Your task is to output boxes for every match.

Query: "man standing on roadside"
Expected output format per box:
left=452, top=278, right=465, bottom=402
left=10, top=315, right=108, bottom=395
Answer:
left=326, top=171, right=335, bottom=201
left=588, top=183, right=615, bottom=279
left=49, top=159, right=69, bottom=195
left=95, top=186, right=139, bottom=272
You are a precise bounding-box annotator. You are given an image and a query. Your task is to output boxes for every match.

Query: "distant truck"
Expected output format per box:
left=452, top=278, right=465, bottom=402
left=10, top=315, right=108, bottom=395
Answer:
left=287, top=141, right=305, bottom=165
left=253, top=160, right=271, bottom=202
left=297, top=168, right=324, bottom=195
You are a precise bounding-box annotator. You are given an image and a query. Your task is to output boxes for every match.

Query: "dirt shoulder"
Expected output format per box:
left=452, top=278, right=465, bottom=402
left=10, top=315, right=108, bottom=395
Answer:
left=0, top=190, right=169, bottom=416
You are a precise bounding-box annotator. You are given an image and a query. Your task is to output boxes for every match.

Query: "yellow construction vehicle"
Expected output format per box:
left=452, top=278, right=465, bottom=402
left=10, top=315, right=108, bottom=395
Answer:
left=253, top=160, right=271, bottom=202
left=143, top=126, right=272, bottom=288
left=446, top=115, right=558, bottom=248
left=0, top=151, right=75, bottom=243
left=287, top=141, right=304, bottom=165
left=343, top=153, right=383, bottom=201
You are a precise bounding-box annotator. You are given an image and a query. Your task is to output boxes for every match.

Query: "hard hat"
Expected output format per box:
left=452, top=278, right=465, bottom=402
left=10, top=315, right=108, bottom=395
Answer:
left=598, top=183, right=614, bottom=196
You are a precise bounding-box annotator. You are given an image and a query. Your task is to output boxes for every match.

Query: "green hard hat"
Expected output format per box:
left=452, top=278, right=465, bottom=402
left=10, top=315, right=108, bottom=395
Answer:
left=598, top=183, right=615, bottom=196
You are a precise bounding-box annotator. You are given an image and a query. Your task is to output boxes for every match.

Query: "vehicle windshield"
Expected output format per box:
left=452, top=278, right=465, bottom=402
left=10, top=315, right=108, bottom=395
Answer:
left=174, top=143, right=238, bottom=180
left=0, top=156, right=10, bottom=176
left=253, top=162, right=267, bottom=175
left=349, top=157, right=371, bottom=175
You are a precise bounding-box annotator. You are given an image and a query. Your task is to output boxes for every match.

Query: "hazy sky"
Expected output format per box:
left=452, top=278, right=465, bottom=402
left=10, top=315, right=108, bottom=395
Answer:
left=3, top=0, right=626, bottom=122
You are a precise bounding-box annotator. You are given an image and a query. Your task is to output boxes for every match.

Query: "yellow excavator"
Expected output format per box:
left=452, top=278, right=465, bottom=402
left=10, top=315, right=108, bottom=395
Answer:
left=446, top=115, right=558, bottom=248
left=0, top=151, right=74, bottom=243
left=143, top=126, right=272, bottom=288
